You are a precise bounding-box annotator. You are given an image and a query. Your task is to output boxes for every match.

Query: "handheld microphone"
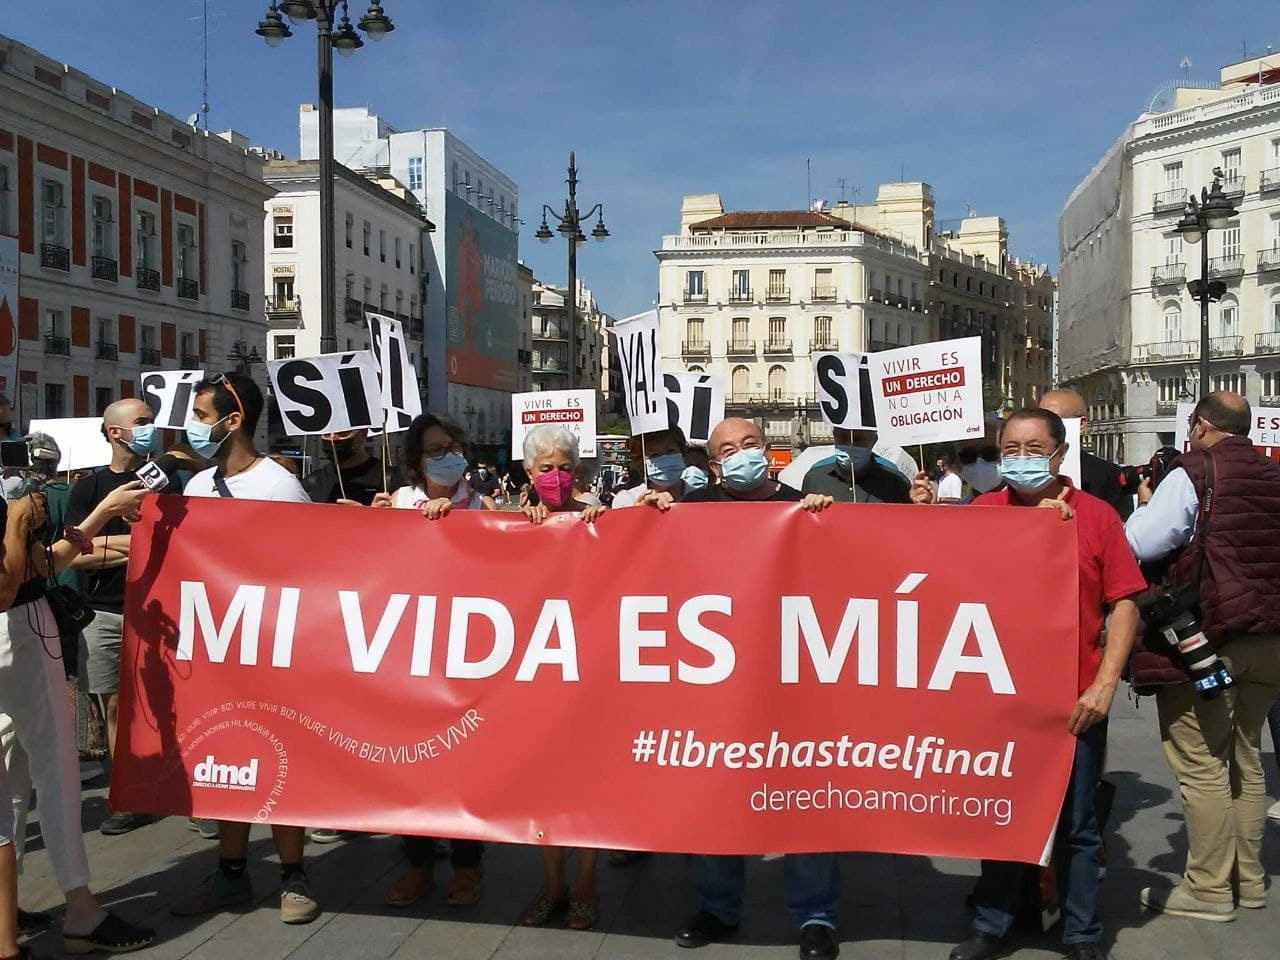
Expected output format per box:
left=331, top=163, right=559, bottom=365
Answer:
left=136, top=454, right=183, bottom=493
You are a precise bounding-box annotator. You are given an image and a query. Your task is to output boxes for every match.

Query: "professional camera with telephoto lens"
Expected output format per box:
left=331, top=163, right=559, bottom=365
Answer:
left=1138, top=582, right=1235, bottom=699
left=1118, top=446, right=1181, bottom=496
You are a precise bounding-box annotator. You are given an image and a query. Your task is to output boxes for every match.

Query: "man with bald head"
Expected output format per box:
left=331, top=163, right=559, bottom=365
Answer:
left=67, top=397, right=175, bottom=836
left=1039, top=388, right=1131, bottom=519
left=1126, top=391, right=1280, bottom=922
left=659, top=417, right=841, bottom=959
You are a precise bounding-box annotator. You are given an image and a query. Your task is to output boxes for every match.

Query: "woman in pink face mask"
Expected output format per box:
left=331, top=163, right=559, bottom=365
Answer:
left=519, top=425, right=607, bottom=527
left=517, top=426, right=604, bottom=930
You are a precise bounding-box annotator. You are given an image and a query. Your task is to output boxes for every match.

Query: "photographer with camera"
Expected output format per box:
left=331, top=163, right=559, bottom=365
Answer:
left=1125, top=391, right=1280, bottom=922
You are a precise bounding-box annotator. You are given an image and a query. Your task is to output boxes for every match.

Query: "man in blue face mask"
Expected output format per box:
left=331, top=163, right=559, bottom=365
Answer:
left=67, top=398, right=173, bottom=837
left=666, top=418, right=840, bottom=960
left=611, top=426, right=694, bottom=508
left=800, top=428, right=910, bottom=503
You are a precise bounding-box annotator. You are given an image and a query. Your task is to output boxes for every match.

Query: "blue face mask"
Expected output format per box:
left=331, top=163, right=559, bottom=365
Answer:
left=425, top=451, right=468, bottom=487
left=681, top=465, right=709, bottom=490
left=718, top=448, right=769, bottom=492
left=1000, top=448, right=1059, bottom=493
left=124, top=423, right=162, bottom=457
left=834, top=443, right=873, bottom=474
left=645, top=452, right=685, bottom=488
left=185, top=416, right=229, bottom=460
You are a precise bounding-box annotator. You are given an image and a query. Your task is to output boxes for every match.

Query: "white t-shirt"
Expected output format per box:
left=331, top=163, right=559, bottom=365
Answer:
left=391, top=480, right=485, bottom=511
left=937, top=472, right=963, bottom=501
left=185, top=457, right=311, bottom=502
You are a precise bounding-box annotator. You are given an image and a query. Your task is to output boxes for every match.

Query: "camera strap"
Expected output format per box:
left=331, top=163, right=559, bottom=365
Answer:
left=1191, top=451, right=1216, bottom=587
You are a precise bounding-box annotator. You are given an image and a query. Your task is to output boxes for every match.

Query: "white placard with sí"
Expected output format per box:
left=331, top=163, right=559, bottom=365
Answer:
left=28, top=417, right=113, bottom=472
left=868, top=337, right=984, bottom=446
left=1061, top=418, right=1083, bottom=487
left=613, top=310, right=667, bottom=434
left=139, top=369, right=204, bottom=430
left=511, top=389, right=597, bottom=459
left=366, top=312, right=422, bottom=433
left=812, top=352, right=876, bottom=430
left=267, top=351, right=384, bottom=436
left=663, top=372, right=725, bottom=444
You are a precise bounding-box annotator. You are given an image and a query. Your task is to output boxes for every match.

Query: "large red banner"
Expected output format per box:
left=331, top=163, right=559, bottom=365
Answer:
left=113, top=498, right=1080, bottom=864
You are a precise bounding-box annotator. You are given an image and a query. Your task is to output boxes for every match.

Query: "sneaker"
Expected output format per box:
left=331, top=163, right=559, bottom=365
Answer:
left=171, top=869, right=253, bottom=917
left=309, top=828, right=342, bottom=845
left=1140, top=884, right=1234, bottom=922
left=280, top=874, right=321, bottom=925
left=1268, top=800, right=1280, bottom=822
left=1238, top=889, right=1267, bottom=909
left=188, top=817, right=220, bottom=840
left=100, top=811, right=152, bottom=836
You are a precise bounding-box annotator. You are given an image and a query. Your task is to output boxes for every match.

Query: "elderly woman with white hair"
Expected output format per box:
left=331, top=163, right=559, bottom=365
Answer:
left=517, top=424, right=604, bottom=930
left=519, top=424, right=606, bottom=527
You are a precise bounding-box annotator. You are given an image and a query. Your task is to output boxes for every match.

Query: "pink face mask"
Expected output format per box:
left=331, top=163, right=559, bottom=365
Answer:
left=533, top=467, right=575, bottom=508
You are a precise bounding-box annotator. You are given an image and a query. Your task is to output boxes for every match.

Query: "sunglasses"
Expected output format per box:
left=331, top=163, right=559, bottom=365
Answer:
left=209, top=373, right=245, bottom=419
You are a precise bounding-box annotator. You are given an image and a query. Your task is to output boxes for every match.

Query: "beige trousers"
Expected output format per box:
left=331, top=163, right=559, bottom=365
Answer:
left=1156, top=633, right=1280, bottom=903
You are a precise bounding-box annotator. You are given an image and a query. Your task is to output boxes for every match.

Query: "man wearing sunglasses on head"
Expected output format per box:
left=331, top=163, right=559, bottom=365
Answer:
left=171, top=373, right=321, bottom=926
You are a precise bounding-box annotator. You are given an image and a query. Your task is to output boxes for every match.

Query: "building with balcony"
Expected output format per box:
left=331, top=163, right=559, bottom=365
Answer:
left=529, top=276, right=613, bottom=417
left=0, top=34, right=273, bottom=429
left=260, top=159, right=429, bottom=394
left=1058, top=48, right=1280, bottom=462
left=311, top=107, right=520, bottom=452
left=655, top=188, right=1052, bottom=451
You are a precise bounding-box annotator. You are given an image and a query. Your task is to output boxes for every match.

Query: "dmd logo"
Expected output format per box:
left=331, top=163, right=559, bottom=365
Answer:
left=192, top=755, right=259, bottom=791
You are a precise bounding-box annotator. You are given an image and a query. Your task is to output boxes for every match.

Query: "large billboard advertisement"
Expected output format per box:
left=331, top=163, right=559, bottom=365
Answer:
left=0, top=235, right=19, bottom=398
left=445, top=192, right=518, bottom=391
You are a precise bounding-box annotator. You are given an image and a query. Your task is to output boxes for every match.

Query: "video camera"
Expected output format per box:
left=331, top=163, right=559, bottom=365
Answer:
left=1, top=434, right=61, bottom=496
left=1117, top=446, right=1180, bottom=495
left=1138, top=582, right=1235, bottom=700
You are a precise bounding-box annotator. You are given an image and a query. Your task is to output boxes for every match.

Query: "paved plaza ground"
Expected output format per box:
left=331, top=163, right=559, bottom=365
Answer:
left=17, top=694, right=1280, bottom=959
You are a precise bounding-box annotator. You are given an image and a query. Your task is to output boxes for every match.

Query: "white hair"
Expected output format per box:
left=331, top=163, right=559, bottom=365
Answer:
left=522, top=424, right=580, bottom=468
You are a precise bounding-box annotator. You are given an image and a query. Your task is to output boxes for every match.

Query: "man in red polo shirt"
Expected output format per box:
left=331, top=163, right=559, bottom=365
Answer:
left=948, top=408, right=1145, bottom=960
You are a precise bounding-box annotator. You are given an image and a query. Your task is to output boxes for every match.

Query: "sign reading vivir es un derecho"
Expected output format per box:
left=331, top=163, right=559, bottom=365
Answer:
left=869, top=338, right=984, bottom=446
left=114, top=499, right=1079, bottom=864
left=510, top=389, right=597, bottom=458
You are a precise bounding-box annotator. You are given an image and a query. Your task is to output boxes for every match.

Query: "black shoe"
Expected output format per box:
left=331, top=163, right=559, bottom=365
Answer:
left=799, top=922, right=840, bottom=960
left=100, top=811, right=151, bottom=836
left=675, top=910, right=739, bottom=948
left=1065, top=944, right=1108, bottom=960
left=17, top=907, right=50, bottom=936
left=949, top=932, right=1007, bottom=960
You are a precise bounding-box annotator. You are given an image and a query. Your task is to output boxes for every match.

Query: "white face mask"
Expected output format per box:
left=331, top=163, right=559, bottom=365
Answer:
left=960, top=459, right=1002, bottom=494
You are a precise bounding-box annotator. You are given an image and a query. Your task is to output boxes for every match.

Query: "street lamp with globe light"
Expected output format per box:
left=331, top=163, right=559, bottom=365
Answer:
left=255, top=1, right=394, bottom=353
left=1174, top=168, right=1238, bottom=398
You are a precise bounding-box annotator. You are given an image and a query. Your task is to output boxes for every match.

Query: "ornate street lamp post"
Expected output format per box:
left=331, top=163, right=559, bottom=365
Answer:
left=1174, top=168, right=1238, bottom=398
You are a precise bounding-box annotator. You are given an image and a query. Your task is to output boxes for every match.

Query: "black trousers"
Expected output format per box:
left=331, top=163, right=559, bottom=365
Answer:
left=402, top=835, right=483, bottom=870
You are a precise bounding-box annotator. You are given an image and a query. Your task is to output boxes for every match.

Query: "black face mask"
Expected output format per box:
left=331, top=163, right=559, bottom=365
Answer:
left=329, top=438, right=359, bottom=461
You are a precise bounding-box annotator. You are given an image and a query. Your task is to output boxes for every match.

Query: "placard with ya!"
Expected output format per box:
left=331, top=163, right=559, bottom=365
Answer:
left=868, top=338, right=984, bottom=446
left=267, top=352, right=384, bottom=436
left=614, top=311, right=667, bottom=434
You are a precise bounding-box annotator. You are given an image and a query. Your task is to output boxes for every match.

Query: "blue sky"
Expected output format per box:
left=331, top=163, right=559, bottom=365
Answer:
left=10, top=2, right=1277, bottom=317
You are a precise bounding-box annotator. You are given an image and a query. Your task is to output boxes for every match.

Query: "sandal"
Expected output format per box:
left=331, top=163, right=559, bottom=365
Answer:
left=385, top=867, right=433, bottom=908
left=520, top=888, right=568, bottom=927
left=567, top=894, right=598, bottom=931
left=62, top=912, right=156, bottom=955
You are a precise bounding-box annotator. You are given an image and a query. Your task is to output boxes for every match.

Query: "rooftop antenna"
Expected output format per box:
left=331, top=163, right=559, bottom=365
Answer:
left=186, top=0, right=219, bottom=129
left=837, top=176, right=849, bottom=203
left=1180, top=56, right=1191, bottom=85
left=806, top=156, right=812, bottom=210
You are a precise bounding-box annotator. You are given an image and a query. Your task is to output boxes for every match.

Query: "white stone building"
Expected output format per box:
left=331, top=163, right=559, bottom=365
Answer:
left=655, top=194, right=930, bottom=451
left=261, top=159, right=428, bottom=387
left=529, top=277, right=609, bottom=411
left=0, top=34, right=272, bottom=427
left=302, top=107, right=520, bottom=453
left=1059, top=51, right=1280, bottom=462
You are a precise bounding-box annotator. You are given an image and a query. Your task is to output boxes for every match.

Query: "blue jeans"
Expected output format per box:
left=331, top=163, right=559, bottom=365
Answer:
left=693, top=853, right=839, bottom=929
left=973, top=719, right=1106, bottom=945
